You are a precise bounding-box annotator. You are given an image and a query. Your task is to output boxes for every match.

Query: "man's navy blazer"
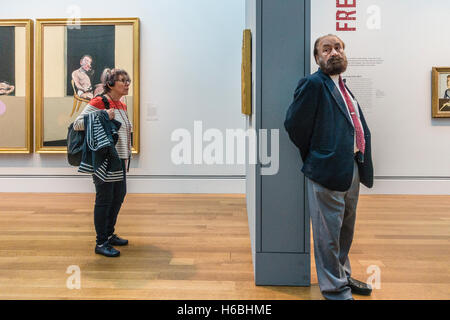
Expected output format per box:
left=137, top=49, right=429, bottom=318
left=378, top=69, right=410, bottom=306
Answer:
left=284, top=68, right=374, bottom=192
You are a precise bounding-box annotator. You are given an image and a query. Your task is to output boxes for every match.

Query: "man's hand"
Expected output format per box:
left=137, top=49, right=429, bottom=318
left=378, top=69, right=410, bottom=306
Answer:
left=106, top=109, right=115, bottom=120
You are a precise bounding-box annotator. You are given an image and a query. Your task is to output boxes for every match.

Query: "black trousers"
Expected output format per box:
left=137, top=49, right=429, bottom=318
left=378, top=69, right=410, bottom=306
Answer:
left=93, top=160, right=127, bottom=245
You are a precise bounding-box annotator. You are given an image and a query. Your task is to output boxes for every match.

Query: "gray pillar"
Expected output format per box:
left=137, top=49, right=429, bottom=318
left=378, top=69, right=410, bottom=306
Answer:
left=245, top=0, right=311, bottom=286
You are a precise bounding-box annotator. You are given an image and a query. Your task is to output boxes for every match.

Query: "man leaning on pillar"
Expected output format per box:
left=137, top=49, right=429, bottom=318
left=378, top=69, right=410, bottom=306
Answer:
left=284, top=34, right=374, bottom=300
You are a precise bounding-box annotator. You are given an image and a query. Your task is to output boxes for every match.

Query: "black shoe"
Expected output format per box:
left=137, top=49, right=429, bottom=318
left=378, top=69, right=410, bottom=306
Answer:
left=108, top=234, right=128, bottom=246
left=347, top=277, right=372, bottom=296
left=95, top=244, right=120, bottom=257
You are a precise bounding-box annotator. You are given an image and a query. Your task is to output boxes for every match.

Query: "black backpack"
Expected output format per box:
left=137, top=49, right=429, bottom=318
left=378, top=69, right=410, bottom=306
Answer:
left=67, top=95, right=110, bottom=166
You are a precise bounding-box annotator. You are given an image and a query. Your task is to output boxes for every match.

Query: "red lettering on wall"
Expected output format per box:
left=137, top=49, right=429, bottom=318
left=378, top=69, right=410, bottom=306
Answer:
left=336, top=10, right=356, bottom=21
left=336, top=0, right=356, bottom=8
left=336, top=0, right=356, bottom=31
left=336, top=22, right=356, bottom=31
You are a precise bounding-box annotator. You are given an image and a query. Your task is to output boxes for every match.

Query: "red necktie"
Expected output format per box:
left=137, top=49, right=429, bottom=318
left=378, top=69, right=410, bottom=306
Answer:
left=338, top=76, right=365, bottom=154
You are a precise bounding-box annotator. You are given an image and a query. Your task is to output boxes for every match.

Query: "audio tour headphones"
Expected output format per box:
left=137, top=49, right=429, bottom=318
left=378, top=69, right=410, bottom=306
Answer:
left=105, top=69, right=116, bottom=88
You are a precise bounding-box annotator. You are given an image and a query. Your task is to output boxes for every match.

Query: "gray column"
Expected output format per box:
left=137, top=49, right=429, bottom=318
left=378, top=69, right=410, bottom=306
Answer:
left=245, top=0, right=311, bottom=286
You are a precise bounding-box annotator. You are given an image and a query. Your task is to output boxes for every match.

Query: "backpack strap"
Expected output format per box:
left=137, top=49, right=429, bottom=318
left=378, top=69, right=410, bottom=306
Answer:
left=99, top=94, right=110, bottom=110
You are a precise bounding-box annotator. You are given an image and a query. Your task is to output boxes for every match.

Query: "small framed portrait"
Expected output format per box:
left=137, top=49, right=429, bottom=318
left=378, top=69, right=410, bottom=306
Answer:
left=35, top=18, right=140, bottom=153
left=0, top=19, right=33, bottom=153
left=432, top=67, right=450, bottom=118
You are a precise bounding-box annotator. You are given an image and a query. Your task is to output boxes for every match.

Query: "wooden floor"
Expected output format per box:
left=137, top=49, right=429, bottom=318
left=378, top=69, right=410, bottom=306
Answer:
left=0, top=193, right=448, bottom=300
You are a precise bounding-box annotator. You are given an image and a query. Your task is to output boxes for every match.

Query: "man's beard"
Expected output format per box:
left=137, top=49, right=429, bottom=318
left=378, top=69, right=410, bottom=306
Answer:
left=319, top=55, right=348, bottom=76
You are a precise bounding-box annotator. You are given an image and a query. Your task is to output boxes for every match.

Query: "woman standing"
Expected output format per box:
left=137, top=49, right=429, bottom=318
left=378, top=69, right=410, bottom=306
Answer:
left=73, top=68, right=132, bottom=257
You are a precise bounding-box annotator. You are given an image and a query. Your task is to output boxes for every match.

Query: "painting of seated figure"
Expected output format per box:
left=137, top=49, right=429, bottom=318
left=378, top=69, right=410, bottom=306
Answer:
left=0, top=20, right=33, bottom=153
left=35, top=18, right=140, bottom=153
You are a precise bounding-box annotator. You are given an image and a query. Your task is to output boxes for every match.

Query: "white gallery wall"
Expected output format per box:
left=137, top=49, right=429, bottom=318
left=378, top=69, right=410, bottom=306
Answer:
left=1, top=0, right=449, bottom=194
left=312, top=0, right=450, bottom=194
left=0, top=0, right=247, bottom=193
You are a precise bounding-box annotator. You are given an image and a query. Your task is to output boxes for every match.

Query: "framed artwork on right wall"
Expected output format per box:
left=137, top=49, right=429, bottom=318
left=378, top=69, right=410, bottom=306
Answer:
left=432, top=67, right=450, bottom=118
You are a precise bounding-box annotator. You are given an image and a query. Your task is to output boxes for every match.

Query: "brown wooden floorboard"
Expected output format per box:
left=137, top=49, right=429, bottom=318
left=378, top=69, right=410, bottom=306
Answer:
left=0, top=193, right=448, bottom=300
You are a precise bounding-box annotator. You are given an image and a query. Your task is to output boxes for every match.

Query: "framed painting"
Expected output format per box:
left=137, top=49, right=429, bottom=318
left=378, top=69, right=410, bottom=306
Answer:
left=0, top=19, right=33, bottom=153
left=432, top=67, right=450, bottom=118
left=241, top=29, right=252, bottom=116
left=35, top=18, right=140, bottom=153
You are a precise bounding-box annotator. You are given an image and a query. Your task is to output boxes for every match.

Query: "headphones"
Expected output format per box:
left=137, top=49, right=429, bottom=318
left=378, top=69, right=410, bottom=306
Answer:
left=105, top=69, right=116, bottom=88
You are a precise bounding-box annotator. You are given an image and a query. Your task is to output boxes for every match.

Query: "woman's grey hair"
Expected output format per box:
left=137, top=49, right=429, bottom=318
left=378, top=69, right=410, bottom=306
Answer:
left=102, top=68, right=130, bottom=93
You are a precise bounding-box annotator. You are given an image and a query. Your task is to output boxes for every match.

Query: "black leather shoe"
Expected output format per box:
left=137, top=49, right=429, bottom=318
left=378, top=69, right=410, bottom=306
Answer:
left=95, top=244, right=120, bottom=257
left=108, top=234, right=128, bottom=246
left=347, top=277, right=372, bottom=296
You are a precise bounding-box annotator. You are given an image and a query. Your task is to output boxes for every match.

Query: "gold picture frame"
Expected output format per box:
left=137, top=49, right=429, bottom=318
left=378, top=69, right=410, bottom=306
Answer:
left=0, top=19, right=33, bottom=153
left=241, top=29, right=252, bottom=116
left=432, top=67, right=450, bottom=118
left=35, top=18, right=140, bottom=153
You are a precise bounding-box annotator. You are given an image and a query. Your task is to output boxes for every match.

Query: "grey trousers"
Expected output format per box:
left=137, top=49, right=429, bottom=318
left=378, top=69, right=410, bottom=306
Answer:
left=306, top=160, right=360, bottom=300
